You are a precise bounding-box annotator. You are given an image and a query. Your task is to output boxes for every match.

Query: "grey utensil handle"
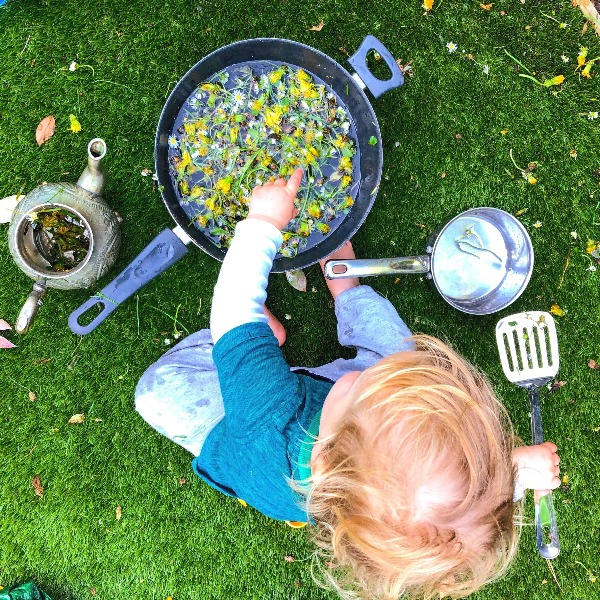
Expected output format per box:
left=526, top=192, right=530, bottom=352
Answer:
left=529, top=389, right=560, bottom=559
left=324, top=256, right=430, bottom=279
left=348, top=35, right=405, bottom=98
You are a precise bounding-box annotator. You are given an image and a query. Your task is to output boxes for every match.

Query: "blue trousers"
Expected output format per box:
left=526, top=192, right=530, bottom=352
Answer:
left=135, top=285, right=413, bottom=456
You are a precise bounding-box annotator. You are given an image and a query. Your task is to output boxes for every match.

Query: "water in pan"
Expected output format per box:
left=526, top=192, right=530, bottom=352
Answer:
left=168, top=61, right=361, bottom=259
left=432, top=216, right=509, bottom=301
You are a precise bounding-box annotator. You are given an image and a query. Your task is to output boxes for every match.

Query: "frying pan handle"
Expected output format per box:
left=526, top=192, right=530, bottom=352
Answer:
left=529, top=389, right=560, bottom=559
left=68, top=228, right=190, bottom=335
left=348, top=35, right=404, bottom=98
left=324, top=256, right=430, bottom=279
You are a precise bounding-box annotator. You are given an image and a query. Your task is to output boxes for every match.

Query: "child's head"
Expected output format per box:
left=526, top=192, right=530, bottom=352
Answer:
left=307, top=335, right=519, bottom=600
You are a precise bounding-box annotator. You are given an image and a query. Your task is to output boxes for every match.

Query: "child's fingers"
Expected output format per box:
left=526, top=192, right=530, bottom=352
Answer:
left=285, top=168, right=304, bottom=195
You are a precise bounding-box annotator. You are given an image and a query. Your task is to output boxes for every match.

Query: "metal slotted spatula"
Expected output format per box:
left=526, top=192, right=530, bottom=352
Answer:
left=495, top=311, right=560, bottom=559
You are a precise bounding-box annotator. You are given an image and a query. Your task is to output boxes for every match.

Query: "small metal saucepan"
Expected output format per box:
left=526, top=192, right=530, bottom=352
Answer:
left=324, top=207, right=534, bottom=315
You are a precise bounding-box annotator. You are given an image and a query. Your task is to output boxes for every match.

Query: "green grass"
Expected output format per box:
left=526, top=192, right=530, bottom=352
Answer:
left=1, top=0, right=599, bottom=598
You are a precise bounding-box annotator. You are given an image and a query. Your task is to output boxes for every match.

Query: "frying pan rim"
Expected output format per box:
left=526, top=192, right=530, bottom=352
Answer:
left=154, top=37, right=385, bottom=272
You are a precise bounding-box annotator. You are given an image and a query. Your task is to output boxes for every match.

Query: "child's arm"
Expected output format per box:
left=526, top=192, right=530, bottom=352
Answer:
left=512, top=441, right=561, bottom=501
left=210, top=169, right=303, bottom=344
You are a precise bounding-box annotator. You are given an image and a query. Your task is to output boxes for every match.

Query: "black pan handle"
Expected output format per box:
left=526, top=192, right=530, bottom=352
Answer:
left=348, top=35, right=404, bottom=98
left=68, top=227, right=190, bottom=335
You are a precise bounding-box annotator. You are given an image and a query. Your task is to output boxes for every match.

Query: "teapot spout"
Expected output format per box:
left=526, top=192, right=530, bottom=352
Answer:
left=76, top=138, right=107, bottom=196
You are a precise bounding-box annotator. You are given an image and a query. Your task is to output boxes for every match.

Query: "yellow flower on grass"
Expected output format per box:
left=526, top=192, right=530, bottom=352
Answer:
left=542, top=74, right=565, bottom=87
left=68, top=114, right=82, bottom=133
left=581, top=62, right=594, bottom=78
left=423, top=0, right=434, bottom=11
left=577, top=47, right=588, bottom=67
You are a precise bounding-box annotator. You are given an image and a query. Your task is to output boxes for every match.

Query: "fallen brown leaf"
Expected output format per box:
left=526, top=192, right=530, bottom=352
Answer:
left=90, top=589, right=97, bottom=597
left=35, top=115, right=56, bottom=146
left=179, top=477, right=187, bottom=485
left=33, top=357, right=52, bottom=365
left=575, top=0, right=600, bottom=35
left=284, top=555, right=296, bottom=562
left=68, top=413, right=85, bottom=424
left=550, top=380, right=567, bottom=393
left=116, top=505, right=122, bottom=520
left=310, top=20, right=325, bottom=31
left=588, top=359, right=600, bottom=370
left=32, top=475, right=44, bottom=497
left=28, top=391, right=37, bottom=401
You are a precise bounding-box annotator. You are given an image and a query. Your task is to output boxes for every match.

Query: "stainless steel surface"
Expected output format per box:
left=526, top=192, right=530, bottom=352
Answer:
left=325, top=207, right=534, bottom=315
left=15, top=279, right=47, bottom=334
left=324, top=255, right=430, bottom=278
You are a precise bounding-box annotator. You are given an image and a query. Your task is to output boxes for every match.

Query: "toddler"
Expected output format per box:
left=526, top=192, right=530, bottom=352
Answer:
left=135, top=168, right=561, bottom=599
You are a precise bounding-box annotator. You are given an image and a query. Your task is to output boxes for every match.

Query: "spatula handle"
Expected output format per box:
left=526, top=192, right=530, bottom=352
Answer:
left=529, top=389, right=560, bottom=559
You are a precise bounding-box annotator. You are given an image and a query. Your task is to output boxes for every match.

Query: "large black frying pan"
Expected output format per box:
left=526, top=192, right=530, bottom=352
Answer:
left=69, top=36, right=404, bottom=334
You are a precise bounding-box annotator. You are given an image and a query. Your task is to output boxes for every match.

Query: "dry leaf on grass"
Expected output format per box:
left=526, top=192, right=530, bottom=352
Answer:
left=310, top=21, right=325, bottom=31
left=116, top=505, right=122, bottom=520
left=286, top=269, right=307, bottom=292
left=589, top=359, right=600, bottom=370
left=36, top=115, right=56, bottom=146
left=28, top=391, right=37, bottom=401
left=575, top=0, right=600, bottom=35
left=67, top=413, right=85, bottom=424
left=0, top=195, right=23, bottom=224
left=32, top=475, right=44, bottom=497
left=550, top=380, right=568, bottom=392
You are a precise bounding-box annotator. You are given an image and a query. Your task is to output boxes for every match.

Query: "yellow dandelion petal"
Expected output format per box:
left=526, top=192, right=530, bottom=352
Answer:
left=68, top=114, right=82, bottom=133
left=581, top=62, right=593, bottom=78
left=216, top=177, right=232, bottom=193
left=577, top=47, right=588, bottom=67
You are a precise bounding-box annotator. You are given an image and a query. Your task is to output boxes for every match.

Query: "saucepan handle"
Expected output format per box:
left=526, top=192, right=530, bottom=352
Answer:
left=348, top=35, right=404, bottom=98
left=324, top=256, right=430, bottom=279
left=68, top=228, right=190, bottom=335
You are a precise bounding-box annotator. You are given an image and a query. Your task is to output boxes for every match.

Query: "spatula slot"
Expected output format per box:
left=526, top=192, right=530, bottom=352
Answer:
left=501, top=332, right=515, bottom=372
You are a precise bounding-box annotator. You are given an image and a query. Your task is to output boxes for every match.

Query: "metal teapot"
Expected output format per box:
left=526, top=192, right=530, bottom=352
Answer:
left=7, top=138, right=122, bottom=333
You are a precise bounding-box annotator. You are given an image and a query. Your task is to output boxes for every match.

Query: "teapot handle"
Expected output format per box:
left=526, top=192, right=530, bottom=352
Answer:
left=16, top=279, right=47, bottom=334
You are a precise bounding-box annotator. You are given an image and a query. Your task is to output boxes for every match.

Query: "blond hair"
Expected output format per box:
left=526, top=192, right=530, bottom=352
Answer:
left=305, top=335, right=520, bottom=600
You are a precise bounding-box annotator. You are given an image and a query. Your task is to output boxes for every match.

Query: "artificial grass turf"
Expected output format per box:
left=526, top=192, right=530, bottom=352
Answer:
left=0, top=0, right=599, bottom=598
